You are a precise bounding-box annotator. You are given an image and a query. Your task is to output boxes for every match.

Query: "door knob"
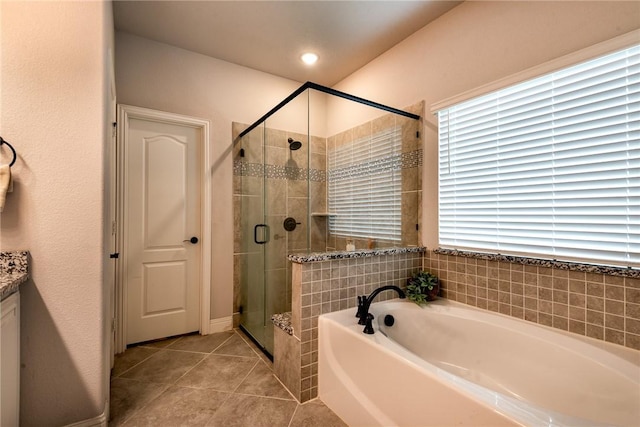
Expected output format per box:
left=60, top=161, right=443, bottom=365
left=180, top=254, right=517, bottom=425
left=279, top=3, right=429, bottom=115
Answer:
left=183, top=237, right=199, bottom=244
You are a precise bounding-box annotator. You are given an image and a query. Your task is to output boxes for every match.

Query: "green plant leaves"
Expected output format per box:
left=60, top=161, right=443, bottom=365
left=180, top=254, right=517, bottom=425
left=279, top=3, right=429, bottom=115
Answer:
left=405, top=270, right=439, bottom=305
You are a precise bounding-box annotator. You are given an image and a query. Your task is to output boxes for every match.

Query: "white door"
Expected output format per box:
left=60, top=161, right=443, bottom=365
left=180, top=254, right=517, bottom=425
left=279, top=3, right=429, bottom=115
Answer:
left=124, top=116, right=201, bottom=344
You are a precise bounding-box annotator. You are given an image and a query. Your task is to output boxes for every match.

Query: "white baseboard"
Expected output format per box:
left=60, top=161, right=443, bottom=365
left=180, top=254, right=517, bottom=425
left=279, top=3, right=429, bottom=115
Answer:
left=64, top=401, right=108, bottom=427
left=209, top=316, right=233, bottom=333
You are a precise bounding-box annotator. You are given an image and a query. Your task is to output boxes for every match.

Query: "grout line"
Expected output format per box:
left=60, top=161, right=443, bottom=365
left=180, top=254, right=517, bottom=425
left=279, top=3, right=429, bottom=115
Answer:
left=287, top=403, right=301, bottom=427
left=115, top=381, right=171, bottom=426
left=113, top=348, right=161, bottom=378
left=233, top=390, right=297, bottom=402
left=209, top=331, right=236, bottom=353
left=229, top=358, right=260, bottom=395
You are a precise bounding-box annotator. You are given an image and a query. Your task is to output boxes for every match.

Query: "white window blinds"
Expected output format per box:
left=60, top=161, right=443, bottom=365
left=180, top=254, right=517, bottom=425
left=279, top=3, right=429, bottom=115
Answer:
left=437, top=44, right=640, bottom=267
left=328, top=127, right=402, bottom=242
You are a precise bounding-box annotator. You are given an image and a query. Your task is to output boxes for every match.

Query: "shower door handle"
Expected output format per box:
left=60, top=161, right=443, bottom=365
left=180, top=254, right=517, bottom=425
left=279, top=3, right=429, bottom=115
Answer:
left=254, top=224, right=269, bottom=244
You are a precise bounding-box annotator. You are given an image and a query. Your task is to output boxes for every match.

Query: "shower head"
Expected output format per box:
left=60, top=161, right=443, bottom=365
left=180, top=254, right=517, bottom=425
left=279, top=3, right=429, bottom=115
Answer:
left=288, top=137, right=302, bottom=151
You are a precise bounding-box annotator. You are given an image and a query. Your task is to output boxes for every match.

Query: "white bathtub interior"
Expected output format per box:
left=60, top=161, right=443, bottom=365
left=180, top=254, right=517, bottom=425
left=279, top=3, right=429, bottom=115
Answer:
left=319, top=299, right=640, bottom=427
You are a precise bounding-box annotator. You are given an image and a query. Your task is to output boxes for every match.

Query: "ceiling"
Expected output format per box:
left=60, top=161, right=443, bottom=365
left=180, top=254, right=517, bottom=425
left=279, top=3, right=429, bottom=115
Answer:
left=113, top=1, right=462, bottom=86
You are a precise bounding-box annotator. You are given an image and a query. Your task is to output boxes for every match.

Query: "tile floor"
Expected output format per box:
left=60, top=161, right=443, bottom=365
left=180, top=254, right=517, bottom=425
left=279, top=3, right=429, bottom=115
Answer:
left=109, top=330, right=347, bottom=427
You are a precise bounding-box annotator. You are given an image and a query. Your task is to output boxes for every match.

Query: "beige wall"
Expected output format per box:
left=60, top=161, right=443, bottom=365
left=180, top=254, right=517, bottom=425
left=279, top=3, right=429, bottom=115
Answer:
left=0, top=1, right=113, bottom=425
left=331, top=0, right=640, bottom=249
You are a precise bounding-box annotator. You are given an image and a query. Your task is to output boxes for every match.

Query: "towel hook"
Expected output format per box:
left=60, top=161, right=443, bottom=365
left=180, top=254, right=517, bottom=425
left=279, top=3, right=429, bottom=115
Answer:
left=0, top=137, right=17, bottom=167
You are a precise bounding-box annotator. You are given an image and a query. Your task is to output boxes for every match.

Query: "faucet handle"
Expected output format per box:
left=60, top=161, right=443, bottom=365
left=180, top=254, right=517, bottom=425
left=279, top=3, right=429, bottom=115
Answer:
left=355, top=295, right=365, bottom=318
left=363, top=313, right=375, bottom=334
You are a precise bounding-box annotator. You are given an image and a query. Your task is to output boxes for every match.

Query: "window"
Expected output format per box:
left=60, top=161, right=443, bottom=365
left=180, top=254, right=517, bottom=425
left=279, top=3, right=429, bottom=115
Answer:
left=328, top=127, right=402, bottom=242
left=437, top=44, right=639, bottom=267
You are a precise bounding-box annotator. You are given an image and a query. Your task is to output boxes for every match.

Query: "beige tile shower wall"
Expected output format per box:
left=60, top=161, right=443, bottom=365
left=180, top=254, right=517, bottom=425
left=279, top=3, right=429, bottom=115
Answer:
left=291, top=251, right=423, bottom=401
left=426, top=252, right=640, bottom=351
left=326, top=102, right=423, bottom=251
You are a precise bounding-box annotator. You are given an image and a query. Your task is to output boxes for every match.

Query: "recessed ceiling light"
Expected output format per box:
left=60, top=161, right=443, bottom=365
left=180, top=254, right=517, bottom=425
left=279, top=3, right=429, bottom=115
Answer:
left=301, top=52, right=318, bottom=65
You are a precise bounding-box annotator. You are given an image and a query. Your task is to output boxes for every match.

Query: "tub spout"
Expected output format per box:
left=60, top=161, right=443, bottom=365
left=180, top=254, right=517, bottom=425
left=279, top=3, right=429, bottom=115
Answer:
left=358, top=285, right=406, bottom=329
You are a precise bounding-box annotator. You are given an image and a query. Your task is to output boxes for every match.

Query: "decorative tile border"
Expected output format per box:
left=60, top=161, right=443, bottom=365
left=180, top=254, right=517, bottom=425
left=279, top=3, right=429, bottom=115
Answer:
left=289, top=246, right=426, bottom=263
left=233, top=160, right=326, bottom=182
left=234, top=149, right=421, bottom=184
left=328, top=149, right=422, bottom=182
left=434, top=248, right=639, bottom=278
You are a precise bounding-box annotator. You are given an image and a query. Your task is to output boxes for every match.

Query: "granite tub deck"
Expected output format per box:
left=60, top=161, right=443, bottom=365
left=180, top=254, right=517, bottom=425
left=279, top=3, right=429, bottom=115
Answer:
left=0, top=251, right=29, bottom=301
left=273, top=247, right=426, bottom=403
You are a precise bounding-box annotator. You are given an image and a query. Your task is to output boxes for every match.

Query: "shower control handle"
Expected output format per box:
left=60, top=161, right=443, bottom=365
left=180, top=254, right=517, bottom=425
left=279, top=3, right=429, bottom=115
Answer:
left=283, top=217, right=301, bottom=232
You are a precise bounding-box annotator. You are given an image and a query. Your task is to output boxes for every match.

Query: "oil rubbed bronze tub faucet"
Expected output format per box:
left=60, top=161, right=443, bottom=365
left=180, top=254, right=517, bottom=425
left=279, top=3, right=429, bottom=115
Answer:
left=355, top=285, right=406, bottom=334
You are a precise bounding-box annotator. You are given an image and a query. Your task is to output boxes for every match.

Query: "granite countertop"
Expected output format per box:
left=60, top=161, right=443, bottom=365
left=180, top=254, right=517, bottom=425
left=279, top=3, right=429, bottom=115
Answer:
left=271, top=312, right=293, bottom=336
left=288, top=246, right=427, bottom=263
left=0, top=251, right=29, bottom=301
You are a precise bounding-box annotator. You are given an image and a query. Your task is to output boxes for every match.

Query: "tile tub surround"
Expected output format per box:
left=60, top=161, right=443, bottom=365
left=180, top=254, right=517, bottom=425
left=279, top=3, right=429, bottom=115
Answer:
left=0, top=250, right=29, bottom=301
left=276, top=248, right=425, bottom=402
left=428, top=249, right=640, bottom=351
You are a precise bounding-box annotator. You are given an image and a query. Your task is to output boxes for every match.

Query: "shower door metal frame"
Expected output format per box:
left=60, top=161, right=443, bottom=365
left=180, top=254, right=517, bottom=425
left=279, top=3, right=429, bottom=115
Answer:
left=238, top=82, right=420, bottom=139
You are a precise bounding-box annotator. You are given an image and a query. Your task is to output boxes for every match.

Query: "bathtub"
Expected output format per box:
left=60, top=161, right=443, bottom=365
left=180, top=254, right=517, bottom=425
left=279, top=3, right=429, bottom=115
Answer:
left=318, top=299, right=640, bottom=427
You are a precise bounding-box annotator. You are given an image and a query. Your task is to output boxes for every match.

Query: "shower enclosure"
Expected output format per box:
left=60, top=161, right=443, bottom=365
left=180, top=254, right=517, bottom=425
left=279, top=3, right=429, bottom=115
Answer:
left=233, top=82, right=422, bottom=356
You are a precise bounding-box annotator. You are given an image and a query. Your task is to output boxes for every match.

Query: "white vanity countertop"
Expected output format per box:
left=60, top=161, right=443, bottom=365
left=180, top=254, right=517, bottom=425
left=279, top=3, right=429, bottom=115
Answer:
left=0, top=251, right=29, bottom=301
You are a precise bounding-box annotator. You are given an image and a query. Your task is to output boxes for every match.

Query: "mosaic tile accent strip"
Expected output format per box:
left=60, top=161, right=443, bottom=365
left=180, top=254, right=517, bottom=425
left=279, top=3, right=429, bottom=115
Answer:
left=233, top=160, right=326, bottom=182
left=289, top=246, right=426, bottom=264
left=271, top=312, right=293, bottom=336
left=328, top=149, right=422, bottom=182
left=0, top=251, right=29, bottom=301
left=233, top=161, right=263, bottom=178
left=434, top=248, right=639, bottom=278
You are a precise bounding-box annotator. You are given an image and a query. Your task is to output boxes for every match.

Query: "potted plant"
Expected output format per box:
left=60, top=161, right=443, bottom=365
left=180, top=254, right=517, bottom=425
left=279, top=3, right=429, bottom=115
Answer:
left=405, top=270, right=440, bottom=304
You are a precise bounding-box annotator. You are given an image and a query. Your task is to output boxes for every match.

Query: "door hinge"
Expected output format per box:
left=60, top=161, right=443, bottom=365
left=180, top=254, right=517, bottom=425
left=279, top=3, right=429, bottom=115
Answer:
left=112, top=318, right=116, bottom=332
left=112, top=122, right=117, bottom=138
left=112, top=220, right=117, bottom=235
left=110, top=253, right=119, bottom=259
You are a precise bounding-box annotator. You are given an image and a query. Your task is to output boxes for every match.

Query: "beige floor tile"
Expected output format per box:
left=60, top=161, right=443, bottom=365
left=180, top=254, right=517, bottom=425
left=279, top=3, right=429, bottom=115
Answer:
left=176, top=354, right=258, bottom=391
left=236, top=329, right=273, bottom=365
left=123, top=386, right=231, bottom=426
left=206, top=394, right=298, bottom=427
left=167, top=331, right=235, bottom=353
left=111, top=332, right=345, bottom=427
left=138, top=335, right=183, bottom=348
left=289, top=399, right=348, bottom=427
left=234, top=361, right=294, bottom=400
left=109, top=378, right=168, bottom=426
left=112, top=346, right=159, bottom=377
left=214, top=333, right=260, bottom=358
left=120, top=350, right=206, bottom=384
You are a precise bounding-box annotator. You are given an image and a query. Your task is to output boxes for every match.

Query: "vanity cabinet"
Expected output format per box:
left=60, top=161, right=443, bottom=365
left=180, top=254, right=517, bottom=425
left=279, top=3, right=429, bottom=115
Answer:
left=1, top=291, right=20, bottom=426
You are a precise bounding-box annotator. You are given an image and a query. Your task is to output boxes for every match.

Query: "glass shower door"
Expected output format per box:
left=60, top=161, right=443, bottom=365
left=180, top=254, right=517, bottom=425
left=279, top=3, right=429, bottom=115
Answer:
left=239, top=124, right=267, bottom=350
left=239, top=91, right=310, bottom=356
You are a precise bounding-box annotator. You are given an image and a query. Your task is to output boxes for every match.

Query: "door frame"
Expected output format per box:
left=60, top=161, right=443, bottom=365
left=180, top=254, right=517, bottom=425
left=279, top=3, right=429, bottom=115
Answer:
left=114, top=104, right=211, bottom=353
